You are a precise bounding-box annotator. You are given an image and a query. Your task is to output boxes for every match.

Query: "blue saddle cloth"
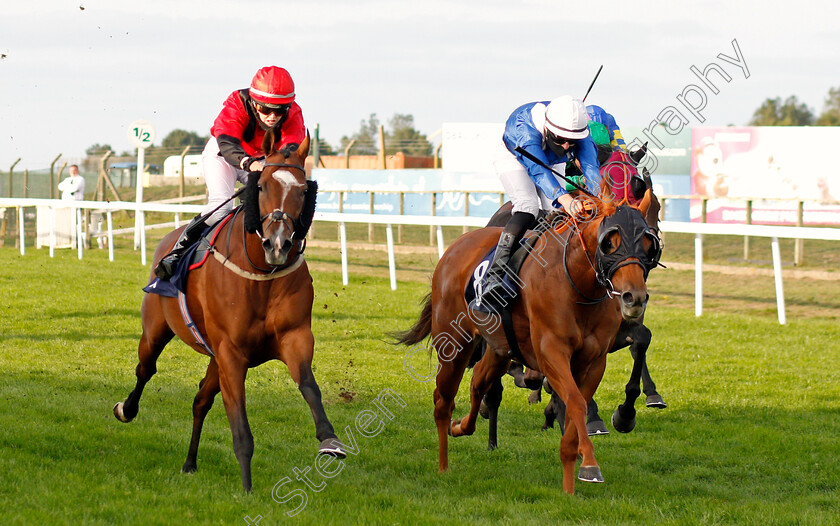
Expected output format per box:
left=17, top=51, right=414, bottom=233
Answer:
left=465, top=246, right=519, bottom=314
left=142, top=242, right=202, bottom=298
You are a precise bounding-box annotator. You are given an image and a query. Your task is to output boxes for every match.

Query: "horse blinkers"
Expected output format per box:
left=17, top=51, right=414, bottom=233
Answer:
left=254, top=163, right=313, bottom=266
left=594, top=206, right=661, bottom=300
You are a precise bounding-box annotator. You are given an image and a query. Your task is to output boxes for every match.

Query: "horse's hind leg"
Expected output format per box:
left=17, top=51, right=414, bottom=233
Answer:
left=450, top=349, right=509, bottom=438
left=586, top=398, right=609, bottom=436
left=282, top=329, right=342, bottom=455
left=182, top=359, right=220, bottom=473
left=485, top=378, right=503, bottom=451
left=114, top=299, right=174, bottom=423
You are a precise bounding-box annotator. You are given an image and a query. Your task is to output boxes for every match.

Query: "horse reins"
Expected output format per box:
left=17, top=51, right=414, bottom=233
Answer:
left=212, top=162, right=309, bottom=277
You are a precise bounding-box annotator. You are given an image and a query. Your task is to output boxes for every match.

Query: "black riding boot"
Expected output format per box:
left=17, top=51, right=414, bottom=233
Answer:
left=154, top=215, right=207, bottom=279
left=478, top=211, right=534, bottom=304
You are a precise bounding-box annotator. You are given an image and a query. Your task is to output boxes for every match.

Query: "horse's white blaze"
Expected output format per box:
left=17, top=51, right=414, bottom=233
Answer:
left=272, top=171, right=300, bottom=187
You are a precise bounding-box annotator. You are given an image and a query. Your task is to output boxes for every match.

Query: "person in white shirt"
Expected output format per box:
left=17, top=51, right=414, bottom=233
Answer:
left=58, top=164, right=85, bottom=201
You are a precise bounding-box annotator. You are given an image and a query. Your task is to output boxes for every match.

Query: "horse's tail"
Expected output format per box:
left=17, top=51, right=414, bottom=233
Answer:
left=392, top=292, right=433, bottom=346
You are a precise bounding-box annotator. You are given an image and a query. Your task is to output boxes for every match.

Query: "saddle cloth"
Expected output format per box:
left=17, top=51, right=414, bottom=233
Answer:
left=465, top=226, right=549, bottom=314
left=142, top=213, right=235, bottom=297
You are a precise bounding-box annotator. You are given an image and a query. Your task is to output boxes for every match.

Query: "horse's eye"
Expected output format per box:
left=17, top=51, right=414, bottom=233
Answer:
left=600, top=235, right=615, bottom=253
left=257, top=184, right=263, bottom=193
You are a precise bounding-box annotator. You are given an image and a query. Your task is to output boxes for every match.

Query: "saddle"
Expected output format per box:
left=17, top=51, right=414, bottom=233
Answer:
left=466, top=212, right=567, bottom=363
left=143, top=212, right=235, bottom=298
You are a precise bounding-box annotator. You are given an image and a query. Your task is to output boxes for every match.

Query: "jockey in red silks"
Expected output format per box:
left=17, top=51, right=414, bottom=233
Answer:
left=476, top=96, right=602, bottom=306
left=155, top=66, right=306, bottom=279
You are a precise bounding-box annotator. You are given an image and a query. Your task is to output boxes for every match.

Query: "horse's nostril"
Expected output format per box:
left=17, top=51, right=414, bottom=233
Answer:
left=645, top=293, right=650, bottom=303
left=622, top=292, right=635, bottom=305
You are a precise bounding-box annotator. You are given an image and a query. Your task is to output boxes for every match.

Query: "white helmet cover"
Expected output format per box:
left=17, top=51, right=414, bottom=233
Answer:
left=544, top=96, right=590, bottom=140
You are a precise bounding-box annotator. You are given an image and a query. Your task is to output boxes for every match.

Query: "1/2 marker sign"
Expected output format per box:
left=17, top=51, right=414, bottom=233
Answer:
left=128, top=119, right=156, bottom=148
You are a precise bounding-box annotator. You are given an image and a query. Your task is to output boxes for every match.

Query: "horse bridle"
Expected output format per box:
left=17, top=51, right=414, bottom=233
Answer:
left=258, top=162, right=307, bottom=242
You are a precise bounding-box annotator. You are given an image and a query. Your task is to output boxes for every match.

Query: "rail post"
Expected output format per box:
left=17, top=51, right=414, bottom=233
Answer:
left=430, top=192, right=437, bottom=246
left=49, top=154, right=62, bottom=199
left=463, top=191, right=470, bottom=234
left=744, top=199, right=752, bottom=260
left=179, top=145, right=190, bottom=199
left=794, top=200, right=804, bottom=266
left=398, top=192, right=404, bottom=243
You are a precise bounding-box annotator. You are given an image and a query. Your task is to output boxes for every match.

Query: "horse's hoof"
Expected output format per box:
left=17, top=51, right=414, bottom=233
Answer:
left=113, top=402, right=132, bottom=423
left=479, top=400, right=489, bottom=420
left=646, top=394, right=668, bottom=409
left=319, top=438, right=347, bottom=459
left=587, top=419, right=610, bottom=436
left=612, top=408, right=636, bottom=433
left=578, top=465, right=604, bottom=483
left=487, top=442, right=497, bottom=452
left=181, top=461, right=197, bottom=474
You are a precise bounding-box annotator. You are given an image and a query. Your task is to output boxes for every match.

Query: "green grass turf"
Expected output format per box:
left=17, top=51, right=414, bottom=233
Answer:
left=0, top=241, right=839, bottom=525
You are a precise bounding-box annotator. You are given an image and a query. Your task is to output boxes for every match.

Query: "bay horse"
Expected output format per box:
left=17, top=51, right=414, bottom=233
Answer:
left=113, top=131, right=345, bottom=492
left=397, top=190, right=660, bottom=494
left=480, top=147, right=666, bottom=442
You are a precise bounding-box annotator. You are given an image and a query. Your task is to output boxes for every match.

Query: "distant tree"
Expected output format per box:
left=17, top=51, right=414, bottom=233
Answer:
left=385, top=113, right=432, bottom=156
left=161, top=129, right=208, bottom=149
left=339, top=113, right=381, bottom=155
left=337, top=113, right=432, bottom=156
left=748, top=96, right=815, bottom=126
left=85, top=143, right=113, bottom=156
left=315, top=139, right=335, bottom=156
left=816, top=86, right=840, bottom=126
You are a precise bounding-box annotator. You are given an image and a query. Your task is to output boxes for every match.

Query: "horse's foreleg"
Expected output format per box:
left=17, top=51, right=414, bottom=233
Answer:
left=613, top=325, right=653, bottom=432
left=114, top=303, right=174, bottom=423
left=282, top=329, right=341, bottom=454
left=182, top=359, right=220, bottom=474
left=544, top=356, right=606, bottom=494
left=450, top=350, right=509, bottom=438
left=216, top=349, right=253, bottom=492
left=635, top=325, right=667, bottom=408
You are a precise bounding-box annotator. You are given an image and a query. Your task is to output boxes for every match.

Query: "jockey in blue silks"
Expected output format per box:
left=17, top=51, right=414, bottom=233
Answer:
left=477, top=96, right=602, bottom=304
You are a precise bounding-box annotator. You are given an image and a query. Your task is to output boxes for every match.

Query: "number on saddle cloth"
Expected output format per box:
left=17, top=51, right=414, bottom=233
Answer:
left=465, top=223, right=552, bottom=314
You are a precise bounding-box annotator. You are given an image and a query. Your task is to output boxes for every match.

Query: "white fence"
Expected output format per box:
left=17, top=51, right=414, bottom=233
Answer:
left=2, top=197, right=838, bottom=324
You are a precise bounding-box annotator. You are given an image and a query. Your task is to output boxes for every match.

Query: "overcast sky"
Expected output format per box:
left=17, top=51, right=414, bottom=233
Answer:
left=2, top=0, right=839, bottom=169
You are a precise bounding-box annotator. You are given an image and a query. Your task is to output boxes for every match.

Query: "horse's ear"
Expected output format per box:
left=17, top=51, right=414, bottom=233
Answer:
left=262, top=128, right=277, bottom=157
left=635, top=188, right=652, bottom=216
left=629, top=142, right=648, bottom=165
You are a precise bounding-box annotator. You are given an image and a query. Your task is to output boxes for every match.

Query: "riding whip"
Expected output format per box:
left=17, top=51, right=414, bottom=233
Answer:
left=514, top=146, right=597, bottom=199
left=582, top=65, right=603, bottom=103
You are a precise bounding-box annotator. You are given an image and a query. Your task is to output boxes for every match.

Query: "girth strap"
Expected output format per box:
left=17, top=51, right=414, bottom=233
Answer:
left=177, top=291, right=214, bottom=357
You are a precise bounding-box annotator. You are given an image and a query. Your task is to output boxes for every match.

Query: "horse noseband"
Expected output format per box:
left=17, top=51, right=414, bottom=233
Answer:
left=260, top=209, right=296, bottom=239
left=595, top=206, right=662, bottom=287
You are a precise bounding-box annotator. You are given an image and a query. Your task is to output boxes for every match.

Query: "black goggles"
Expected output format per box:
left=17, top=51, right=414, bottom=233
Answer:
left=548, top=134, right=577, bottom=147
left=254, top=103, right=290, bottom=116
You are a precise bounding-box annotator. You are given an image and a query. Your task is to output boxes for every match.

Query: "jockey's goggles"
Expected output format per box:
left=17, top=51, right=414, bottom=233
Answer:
left=548, top=134, right=577, bottom=147
left=254, top=103, right=291, bottom=116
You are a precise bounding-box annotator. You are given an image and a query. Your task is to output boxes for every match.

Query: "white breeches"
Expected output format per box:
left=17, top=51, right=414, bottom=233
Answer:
left=493, top=152, right=566, bottom=218
left=201, top=138, right=251, bottom=226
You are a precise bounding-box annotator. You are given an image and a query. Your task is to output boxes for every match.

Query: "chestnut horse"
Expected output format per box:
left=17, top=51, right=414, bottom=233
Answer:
left=397, top=191, right=660, bottom=494
left=113, top=132, right=344, bottom=492
left=481, top=148, right=666, bottom=441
